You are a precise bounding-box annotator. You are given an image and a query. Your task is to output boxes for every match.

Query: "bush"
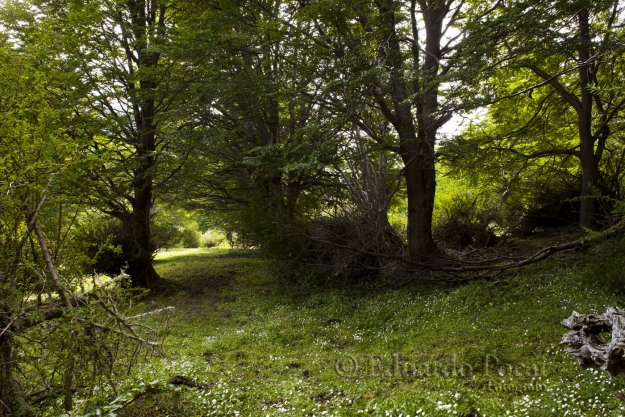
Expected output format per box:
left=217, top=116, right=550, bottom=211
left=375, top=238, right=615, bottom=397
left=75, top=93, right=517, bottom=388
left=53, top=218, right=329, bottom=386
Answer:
left=285, top=209, right=406, bottom=286
left=181, top=227, right=201, bottom=248
left=153, top=211, right=204, bottom=249
left=77, top=213, right=168, bottom=276
left=512, top=181, right=580, bottom=237
left=76, top=216, right=131, bottom=276
left=200, top=230, right=225, bottom=248
left=434, top=192, right=502, bottom=249
left=152, top=219, right=183, bottom=250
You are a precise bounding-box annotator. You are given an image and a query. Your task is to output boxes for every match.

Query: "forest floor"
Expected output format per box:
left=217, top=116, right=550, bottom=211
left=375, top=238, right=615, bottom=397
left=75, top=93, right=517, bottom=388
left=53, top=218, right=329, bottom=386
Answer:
left=116, top=235, right=625, bottom=417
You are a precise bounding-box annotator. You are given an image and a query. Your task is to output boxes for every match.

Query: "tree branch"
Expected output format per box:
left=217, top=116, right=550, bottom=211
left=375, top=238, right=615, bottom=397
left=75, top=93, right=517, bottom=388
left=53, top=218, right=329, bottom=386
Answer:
left=525, top=64, right=582, bottom=114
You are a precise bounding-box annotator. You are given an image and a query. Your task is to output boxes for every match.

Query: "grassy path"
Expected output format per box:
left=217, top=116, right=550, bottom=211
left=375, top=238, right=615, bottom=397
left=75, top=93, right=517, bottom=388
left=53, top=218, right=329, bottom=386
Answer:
left=119, top=246, right=625, bottom=416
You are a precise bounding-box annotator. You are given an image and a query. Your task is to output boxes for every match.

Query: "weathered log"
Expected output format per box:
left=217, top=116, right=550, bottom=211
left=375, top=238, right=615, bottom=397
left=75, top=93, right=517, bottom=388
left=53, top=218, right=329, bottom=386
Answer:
left=561, top=307, right=625, bottom=377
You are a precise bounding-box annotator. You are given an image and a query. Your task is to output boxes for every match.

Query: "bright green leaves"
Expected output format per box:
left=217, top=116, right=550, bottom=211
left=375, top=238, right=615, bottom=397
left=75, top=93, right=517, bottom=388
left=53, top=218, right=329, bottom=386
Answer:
left=0, top=42, right=82, bottom=203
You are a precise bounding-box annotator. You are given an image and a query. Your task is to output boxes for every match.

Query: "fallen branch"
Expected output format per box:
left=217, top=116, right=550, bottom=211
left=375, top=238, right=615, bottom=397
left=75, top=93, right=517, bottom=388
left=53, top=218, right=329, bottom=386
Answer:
left=286, top=220, right=625, bottom=279
left=125, top=306, right=175, bottom=320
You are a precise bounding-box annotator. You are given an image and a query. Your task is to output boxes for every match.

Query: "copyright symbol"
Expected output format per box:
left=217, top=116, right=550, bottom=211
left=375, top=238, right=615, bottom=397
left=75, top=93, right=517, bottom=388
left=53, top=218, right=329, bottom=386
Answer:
left=335, top=355, right=359, bottom=377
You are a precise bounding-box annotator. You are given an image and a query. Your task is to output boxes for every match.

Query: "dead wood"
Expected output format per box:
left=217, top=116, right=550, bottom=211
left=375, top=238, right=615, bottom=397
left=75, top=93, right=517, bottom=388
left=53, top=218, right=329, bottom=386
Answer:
left=289, top=220, right=625, bottom=281
left=561, top=307, right=625, bottom=377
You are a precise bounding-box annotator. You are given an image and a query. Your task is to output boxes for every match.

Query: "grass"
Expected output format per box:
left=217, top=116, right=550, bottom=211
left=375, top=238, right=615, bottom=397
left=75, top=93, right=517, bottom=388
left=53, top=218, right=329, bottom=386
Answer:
left=105, top=240, right=625, bottom=417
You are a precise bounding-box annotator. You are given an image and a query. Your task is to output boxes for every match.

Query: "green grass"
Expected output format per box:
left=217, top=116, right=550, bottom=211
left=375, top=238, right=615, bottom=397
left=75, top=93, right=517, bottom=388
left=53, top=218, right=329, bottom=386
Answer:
left=107, top=242, right=625, bottom=417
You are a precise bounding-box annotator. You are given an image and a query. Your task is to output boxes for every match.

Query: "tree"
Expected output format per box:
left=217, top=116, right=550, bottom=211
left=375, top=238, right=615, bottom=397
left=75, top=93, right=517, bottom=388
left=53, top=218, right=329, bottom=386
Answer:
left=0, top=33, right=163, bottom=416
left=13, top=0, right=194, bottom=286
left=172, top=0, right=340, bottom=251
left=299, top=0, right=473, bottom=260
left=0, top=28, right=88, bottom=413
left=454, top=0, right=625, bottom=230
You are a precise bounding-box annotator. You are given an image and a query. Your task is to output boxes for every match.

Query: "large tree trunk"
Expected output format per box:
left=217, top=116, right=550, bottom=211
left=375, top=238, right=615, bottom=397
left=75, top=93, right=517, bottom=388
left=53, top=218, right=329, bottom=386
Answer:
left=579, top=126, right=599, bottom=230
left=403, top=153, right=437, bottom=259
left=127, top=107, right=160, bottom=287
left=577, top=8, right=599, bottom=231
left=123, top=1, right=164, bottom=287
left=126, top=198, right=159, bottom=288
left=404, top=1, right=447, bottom=260
left=374, top=0, right=446, bottom=261
left=395, top=111, right=438, bottom=260
left=397, top=125, right=438, bottom=260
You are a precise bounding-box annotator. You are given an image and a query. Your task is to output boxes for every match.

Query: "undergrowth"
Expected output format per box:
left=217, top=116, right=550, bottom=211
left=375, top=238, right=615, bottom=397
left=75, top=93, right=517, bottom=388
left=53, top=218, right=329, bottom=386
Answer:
left=75, top=238, right=625, bottom=417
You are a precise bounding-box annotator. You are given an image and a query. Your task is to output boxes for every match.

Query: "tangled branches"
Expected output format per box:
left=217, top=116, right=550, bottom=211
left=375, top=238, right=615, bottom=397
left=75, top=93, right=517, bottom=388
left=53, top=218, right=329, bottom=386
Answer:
left=0, top=201, right=171, bottom=417
left=291, top=209, right=406, bottom=286
left=286, top=214, right=625, bottom=287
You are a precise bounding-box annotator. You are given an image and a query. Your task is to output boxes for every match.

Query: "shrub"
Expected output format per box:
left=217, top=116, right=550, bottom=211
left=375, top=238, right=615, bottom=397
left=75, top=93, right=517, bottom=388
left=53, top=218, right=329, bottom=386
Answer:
left=512, top=181, right=580, bottom=237
left=76, top=216, right=130, bottom=276
left=181, top=227, right=201, bottom=248
left=433, top=192, right=503, bottom=249
left=152, top=219, right=184, bottom=250
left=285, top=209, right=406, bottom=286
left=200, top=230, right=225, bottom=248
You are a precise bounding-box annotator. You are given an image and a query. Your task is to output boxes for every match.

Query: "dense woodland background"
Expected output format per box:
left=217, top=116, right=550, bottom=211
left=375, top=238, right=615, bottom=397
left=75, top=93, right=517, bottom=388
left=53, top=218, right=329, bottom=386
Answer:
left=2, top=0, right=625, bottom=415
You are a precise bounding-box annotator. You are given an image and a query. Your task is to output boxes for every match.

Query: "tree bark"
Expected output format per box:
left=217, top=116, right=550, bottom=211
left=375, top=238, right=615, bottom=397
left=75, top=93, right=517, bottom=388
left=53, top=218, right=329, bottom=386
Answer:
left=403, top=153, right=437, bottom=258
left=577, top=8, right=599, bottom=230
left=579, top=125, right=599, bottom=230
left=408, top=1, right=447, bottom=259
left=123, top=0, right=164, bottom=287
left=127, top=163, right=159, bottom=288
left=372, top=0, right=448, bottom=260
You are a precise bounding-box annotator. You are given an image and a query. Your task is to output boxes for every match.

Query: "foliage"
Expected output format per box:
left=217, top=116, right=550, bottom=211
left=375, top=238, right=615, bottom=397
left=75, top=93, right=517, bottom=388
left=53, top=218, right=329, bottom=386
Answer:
left=181, top=227, right=201, bottom=249
left=434, top=189, right=503, bottom=249
left=76, top=214, right=129, bottom=276
left=0, top=31, right=82, bottom=415
left=200, top=230, right=226, bottom=249
left=4, top=0, right=625, bottom=416
left=170, top=0, right=340, bottom=256
left=0, top=30, right=166, bottom=415
left=3, top=0, right=200, bottom=286
left=283, top=208, right=405, bottom=287
left=295, top=0, right=473, bottom=258
left=448, top=0, right=625, bottom=230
